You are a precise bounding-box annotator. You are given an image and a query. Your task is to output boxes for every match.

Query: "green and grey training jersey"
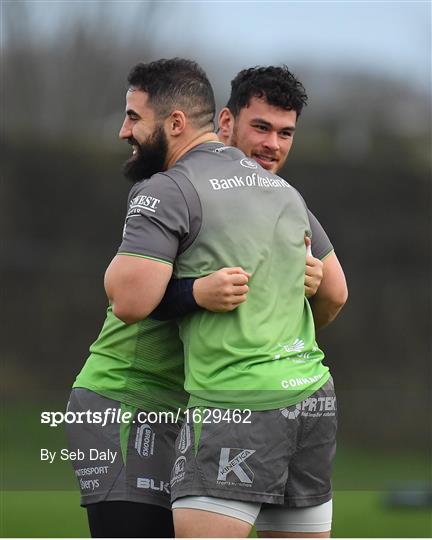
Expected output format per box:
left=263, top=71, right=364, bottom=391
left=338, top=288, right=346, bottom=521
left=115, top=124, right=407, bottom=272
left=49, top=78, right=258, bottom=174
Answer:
left=118, top=142, right=331, bottom=411
left=73, top=307, right=187, bottom=412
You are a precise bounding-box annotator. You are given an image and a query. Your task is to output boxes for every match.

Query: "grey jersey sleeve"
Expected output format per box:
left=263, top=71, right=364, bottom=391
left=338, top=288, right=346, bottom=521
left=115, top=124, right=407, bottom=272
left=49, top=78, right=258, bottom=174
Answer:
left=307, top=209, right=334, bottom=260
left=118, top=172, right=192, bottom=264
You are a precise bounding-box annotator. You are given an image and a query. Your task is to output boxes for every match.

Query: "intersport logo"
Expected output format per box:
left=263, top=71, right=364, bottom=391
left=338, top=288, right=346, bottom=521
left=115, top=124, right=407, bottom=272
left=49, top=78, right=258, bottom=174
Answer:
left=217, top=448, right=255, bottom=485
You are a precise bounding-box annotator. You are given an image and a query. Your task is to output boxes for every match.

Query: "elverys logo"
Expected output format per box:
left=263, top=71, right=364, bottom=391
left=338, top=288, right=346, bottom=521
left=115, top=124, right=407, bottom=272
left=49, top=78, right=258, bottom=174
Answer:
left=240, top=157, right=258, bottom=169
left=135, top=423, right=155, bottom=458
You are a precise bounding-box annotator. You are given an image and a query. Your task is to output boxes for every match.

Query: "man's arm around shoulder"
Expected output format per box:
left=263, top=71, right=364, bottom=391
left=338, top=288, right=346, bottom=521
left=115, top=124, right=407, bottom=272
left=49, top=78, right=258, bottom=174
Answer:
left=105, top=254, right=173, bottom=324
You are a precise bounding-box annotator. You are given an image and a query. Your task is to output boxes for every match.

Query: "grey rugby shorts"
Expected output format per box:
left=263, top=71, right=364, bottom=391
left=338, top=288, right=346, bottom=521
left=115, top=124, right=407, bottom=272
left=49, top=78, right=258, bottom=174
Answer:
left=171, top=377, right=337, bottom=507
left=66, top=388, right=181, bottom=509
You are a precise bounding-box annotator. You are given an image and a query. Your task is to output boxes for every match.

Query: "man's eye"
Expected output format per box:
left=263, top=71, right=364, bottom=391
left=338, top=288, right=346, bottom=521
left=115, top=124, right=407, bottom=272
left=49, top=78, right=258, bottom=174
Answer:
left=280, top=131, right=293, bottom=138
left=254, top=124, right=268, bottom=132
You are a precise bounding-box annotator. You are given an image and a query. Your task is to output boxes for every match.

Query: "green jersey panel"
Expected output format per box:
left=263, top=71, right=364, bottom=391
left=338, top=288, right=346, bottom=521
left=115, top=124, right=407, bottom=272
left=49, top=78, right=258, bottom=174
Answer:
left=73, top=306, right=188, bottom=412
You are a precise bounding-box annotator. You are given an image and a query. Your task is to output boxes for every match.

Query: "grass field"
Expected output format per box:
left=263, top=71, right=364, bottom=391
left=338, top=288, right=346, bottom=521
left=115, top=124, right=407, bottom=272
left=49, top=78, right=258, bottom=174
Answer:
left=1, top=489, right=431, bottom=537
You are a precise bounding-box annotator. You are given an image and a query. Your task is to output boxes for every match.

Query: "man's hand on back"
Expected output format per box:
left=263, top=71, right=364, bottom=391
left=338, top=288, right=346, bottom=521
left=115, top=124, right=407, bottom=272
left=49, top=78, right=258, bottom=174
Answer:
left=304, top=236, right=324, bottom=298
left=193, top=267, right=251, bottom=312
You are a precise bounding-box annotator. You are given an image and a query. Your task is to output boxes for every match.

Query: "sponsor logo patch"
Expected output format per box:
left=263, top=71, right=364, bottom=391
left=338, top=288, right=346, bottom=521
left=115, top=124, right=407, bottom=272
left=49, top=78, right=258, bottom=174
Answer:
left=178, top=423, right=191, bottom=454
left=240, top=157, right=258, bottom=169
left=127, top=194, right=161, bottom=216
left=137, top=477, right=170, bottom=494
left=284, top=338, right=305, bottom=353
left=280, top=403, right=302, bottom=420
left=280, top=395, right=336, bottom=419
left=217, top=448, right=255, bottom=486
left=208, top=173, right=290, bottom=191
left=281, top=373, right=324, bottom=389
left=135, top=423, right=155, bottom=458
left=171, top=456, right=187, bottom=486
left=213, top=146, right=230, bottom=153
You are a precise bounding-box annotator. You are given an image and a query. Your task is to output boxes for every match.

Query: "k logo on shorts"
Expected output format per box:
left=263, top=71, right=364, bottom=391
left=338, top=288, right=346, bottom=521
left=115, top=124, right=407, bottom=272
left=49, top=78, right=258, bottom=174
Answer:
left=217, top=448, right=255, bottom=486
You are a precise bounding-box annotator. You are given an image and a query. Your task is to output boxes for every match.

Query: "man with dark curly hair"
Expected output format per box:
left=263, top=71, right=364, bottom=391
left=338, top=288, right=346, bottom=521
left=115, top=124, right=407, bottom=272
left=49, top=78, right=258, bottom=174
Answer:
left=171, top=66, right=347, bottom=538
left=224, top=66, right=308, bottom=171
left=218, top=66, right=347, bottom=329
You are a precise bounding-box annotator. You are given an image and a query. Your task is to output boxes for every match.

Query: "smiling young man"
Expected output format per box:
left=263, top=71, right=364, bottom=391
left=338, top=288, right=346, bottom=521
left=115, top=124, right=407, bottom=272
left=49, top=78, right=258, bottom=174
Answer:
left=154, top=68, right=346, bottom=328
left=170, top=67, right=347, bottom=538
left=218, top=67, right=348, bottom=330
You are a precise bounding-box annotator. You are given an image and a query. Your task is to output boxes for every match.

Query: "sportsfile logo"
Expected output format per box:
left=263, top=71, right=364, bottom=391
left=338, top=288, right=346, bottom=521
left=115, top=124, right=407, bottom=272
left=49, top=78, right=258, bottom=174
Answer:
left=217, top=448, right=255, bottom=486
left=135, top=424, right=155, bottom=458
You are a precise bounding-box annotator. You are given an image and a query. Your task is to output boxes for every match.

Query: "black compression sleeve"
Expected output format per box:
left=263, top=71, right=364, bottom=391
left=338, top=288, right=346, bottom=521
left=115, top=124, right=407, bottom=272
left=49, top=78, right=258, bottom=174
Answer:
left=150, top=278, right=200, bottom=321
left=86, top=501, right=174, bottom=538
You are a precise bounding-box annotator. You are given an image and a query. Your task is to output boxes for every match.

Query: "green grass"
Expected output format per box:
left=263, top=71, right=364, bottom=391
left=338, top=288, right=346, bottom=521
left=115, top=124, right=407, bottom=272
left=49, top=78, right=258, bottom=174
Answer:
left=1, top=491, right=89, bottom=538
left=332, top=490, right=431, bottom=538
left=333, top=446, right=431, bottom=490
left=1, top=489, right=430, bottom=538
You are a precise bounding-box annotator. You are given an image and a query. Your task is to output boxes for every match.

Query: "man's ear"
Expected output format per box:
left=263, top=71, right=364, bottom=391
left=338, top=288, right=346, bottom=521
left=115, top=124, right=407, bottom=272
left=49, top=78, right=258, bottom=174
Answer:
left=218, top=107, right=234, bottom=144
left=168, top=110, right=187, bottom=136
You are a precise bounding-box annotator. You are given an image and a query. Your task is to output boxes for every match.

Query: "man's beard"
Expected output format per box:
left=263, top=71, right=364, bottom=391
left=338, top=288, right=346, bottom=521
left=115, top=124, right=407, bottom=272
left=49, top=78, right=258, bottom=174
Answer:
left=122, top=124, right=168, bottom=182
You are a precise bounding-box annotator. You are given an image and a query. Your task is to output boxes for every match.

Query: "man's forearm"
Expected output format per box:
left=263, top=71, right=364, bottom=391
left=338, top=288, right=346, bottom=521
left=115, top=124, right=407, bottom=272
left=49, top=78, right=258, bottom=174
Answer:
left=309, top=294, right=346, bottom=330
left=150, top=267, right=251, bottom=320
left=309, top=252, right=348, bottom=330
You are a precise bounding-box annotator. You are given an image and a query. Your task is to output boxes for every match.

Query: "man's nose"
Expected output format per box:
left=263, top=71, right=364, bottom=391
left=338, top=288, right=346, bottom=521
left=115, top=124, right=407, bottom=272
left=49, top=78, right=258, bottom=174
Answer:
left=119, top=119, right=131, bottom=140
left=263, top=131, right=280, bottom=151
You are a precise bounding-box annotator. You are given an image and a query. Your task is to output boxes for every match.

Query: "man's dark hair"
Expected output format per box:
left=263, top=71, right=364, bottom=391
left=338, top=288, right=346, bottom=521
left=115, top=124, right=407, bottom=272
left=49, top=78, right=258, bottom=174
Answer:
left=127, top=58, right=215, bottom=130
left=226, top=66, right=308, bottom=118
